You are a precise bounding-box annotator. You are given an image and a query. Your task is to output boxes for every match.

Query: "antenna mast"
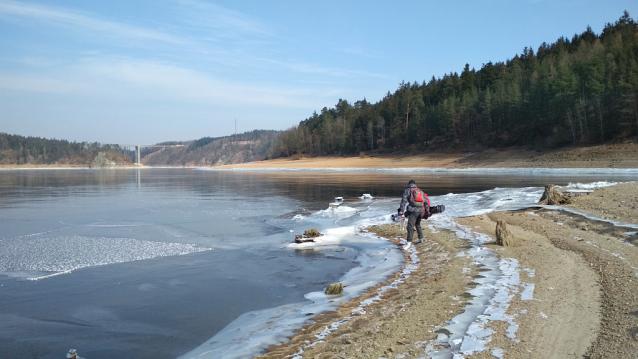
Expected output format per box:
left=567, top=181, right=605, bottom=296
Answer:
left=235, top=118, right=237, bottom=144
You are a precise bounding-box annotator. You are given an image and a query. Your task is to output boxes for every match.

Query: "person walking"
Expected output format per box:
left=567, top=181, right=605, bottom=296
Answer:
left=398, top=180, right=430, bottom=244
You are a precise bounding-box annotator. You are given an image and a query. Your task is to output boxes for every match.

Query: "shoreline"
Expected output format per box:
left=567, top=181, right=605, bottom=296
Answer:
left=258, top=182, right=638, bottom=358
left=215, top=143, right=638, bottom=170
left=0, top=164, right=145, bottom=170
left=3, top=142, right=638, bottom=171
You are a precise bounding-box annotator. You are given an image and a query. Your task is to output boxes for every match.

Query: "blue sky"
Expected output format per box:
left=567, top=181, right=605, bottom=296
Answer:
left=1, top=0, right=637, bottom=144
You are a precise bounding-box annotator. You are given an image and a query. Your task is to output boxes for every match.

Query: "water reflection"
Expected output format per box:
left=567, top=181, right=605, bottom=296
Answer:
left=2, top=168, right=637, bottom=209
left=1, top=168, right=637, bottom=359
left=0, top=169, right=132, bottom=207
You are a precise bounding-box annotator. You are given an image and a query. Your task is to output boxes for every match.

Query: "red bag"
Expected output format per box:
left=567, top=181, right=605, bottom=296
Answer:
left=409, top=188, right=430, bottom=207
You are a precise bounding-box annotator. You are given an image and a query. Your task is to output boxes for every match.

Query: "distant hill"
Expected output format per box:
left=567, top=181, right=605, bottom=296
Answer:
left=141, top=130, right=280, bottom=166
left=0, top=132, right=128, bottom=165
left=0, top=130, right=279, bottom=167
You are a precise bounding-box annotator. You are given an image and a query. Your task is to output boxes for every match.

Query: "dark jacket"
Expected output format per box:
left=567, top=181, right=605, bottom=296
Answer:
left=399, top=183, right=427, bottom=214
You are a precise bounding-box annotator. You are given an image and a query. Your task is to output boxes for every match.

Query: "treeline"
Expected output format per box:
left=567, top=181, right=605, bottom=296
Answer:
left=143, top=130, right=280, bottom=166
left=269, top=12, right=638, bottom=158
left=0, top=133, right=124, bottom=165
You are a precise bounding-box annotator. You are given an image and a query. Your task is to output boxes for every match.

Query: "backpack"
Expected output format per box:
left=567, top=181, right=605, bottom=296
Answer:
left=409, top=188, right=429, bottom=209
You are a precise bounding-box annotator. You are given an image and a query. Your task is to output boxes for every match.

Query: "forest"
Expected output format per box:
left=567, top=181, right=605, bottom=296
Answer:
left=0, top=133, right=125, bottom=165
left=268, top=12, right=638, bottom=158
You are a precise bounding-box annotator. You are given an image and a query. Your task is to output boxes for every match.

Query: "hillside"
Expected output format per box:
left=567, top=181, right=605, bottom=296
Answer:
left=0, top=132, right=128, bottom=166
left=0, top=130, right=280, bottom=168
left=268, top=12, right=638, bottom=159
left=141, top=130, right=279, bottom=167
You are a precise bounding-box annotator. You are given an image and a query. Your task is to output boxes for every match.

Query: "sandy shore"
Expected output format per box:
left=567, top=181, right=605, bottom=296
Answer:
left=256, top=182, right=638, bottom=358
left=0, top=164, right=144, bottom=170
left=217, top=143, right=638, bottom=170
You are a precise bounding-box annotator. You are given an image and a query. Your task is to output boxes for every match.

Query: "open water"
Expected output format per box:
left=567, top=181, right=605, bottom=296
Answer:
left=1, top=168, right=637, bottom=359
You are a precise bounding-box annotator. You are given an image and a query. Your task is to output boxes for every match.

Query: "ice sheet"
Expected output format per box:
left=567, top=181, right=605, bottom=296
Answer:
left=0, top=235, right=211, bottom=280
left=561, top=181, right=626, bottom=189
left=178, top=230, right=403, bottom=359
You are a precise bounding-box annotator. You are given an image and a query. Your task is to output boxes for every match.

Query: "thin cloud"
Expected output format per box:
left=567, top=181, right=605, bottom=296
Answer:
left=81, top=57, right=320, bottom=107
left=0, top=74, right=88, bottom=94
left=0, top=0, right=188, bottom=46
left=175, top=0, right=272, bottom=37
left=0, top=56, right=328, bottom=108
left=0, top=1, right=281, bottom=69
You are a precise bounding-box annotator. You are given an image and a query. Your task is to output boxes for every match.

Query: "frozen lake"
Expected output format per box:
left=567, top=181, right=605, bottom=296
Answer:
left=1, top=168, right=636, bottom=358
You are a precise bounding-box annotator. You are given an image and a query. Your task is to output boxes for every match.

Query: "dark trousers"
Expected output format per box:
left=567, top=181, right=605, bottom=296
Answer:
left=407, top=211, right=424, bottom=242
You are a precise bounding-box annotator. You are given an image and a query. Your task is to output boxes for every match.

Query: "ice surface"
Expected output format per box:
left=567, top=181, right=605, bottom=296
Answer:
left=314, top=205, right=358, bottom=220
left=286, top=226, right=354, bottom=249
left=520, top=284, right=536, bottom=301
left=523, top=268, right=536, bottom=278
left=180, top=229, right=404, bottom=359
left=561, top=181, right=625, bottom=189
left=435, top=186, right=545, bottom=218
left=0, top=235, right=210, bottom=280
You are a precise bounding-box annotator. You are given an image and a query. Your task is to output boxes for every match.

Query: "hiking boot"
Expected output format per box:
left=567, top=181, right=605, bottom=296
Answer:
left=415, top=239, right=423, bottom=244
